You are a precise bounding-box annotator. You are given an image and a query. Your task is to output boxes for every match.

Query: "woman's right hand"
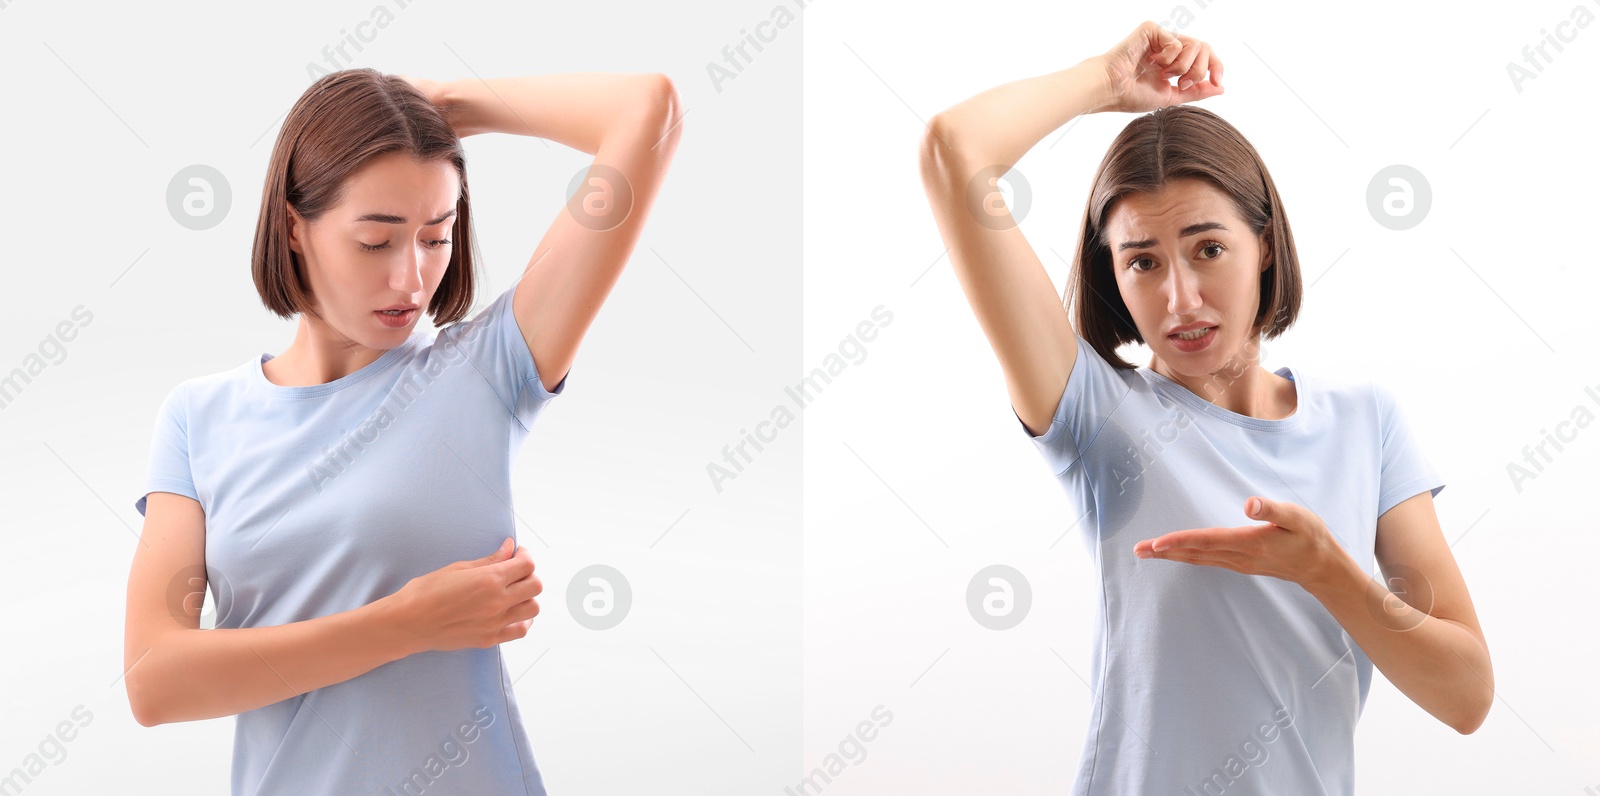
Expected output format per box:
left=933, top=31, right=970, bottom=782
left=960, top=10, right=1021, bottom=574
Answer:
left=389, top=538, right=543, bottom=654
left=1097, top=20, right=1224, bottom=114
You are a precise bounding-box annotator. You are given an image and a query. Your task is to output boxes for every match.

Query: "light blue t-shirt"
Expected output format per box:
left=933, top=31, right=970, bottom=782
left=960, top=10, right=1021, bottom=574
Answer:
left=1018, top=334, right=1444, bottom=796
left=136, top=283, right=567, bottom=795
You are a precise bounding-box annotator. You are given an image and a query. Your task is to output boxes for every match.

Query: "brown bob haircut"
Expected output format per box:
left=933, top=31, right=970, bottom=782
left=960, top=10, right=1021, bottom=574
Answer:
left=252, top=68, right=479, bottom=325
left=1065, top=104, right=1302, bottom=370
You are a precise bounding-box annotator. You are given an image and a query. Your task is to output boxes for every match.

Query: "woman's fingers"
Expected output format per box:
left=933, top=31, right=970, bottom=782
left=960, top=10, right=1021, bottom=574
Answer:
left=1210, top=52, right=1225, bottom=87
left=1163, top=40, right=1203, bottom=83
left=1150, top=38, right=1179, bottom=71
left=1165, top=43, right=1223, bottom=96
left=492, top=545, right=536, bottom=585
left=1141, top=33, right=1222, bottom=98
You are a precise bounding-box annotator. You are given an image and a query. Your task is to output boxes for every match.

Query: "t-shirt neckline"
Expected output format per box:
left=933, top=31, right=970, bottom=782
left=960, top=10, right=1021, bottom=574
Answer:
left=248, top=334, right=420, bottom=398
left=1141, top=364, right=1304, bottom=431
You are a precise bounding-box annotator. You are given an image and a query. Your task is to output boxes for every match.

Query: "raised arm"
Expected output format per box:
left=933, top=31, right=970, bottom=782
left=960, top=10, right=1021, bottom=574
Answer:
left=410, top=73, right=684, bottom=394
left=918, top=58, right=1108, bottom=436
left=918, top=22, right=1221, bottom=435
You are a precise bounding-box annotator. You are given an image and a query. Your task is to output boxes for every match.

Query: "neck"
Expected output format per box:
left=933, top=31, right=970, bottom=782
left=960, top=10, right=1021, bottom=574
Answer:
left=1149, top=343, right=1293, bottom=421
left=263, top=314, right=390, bottom=387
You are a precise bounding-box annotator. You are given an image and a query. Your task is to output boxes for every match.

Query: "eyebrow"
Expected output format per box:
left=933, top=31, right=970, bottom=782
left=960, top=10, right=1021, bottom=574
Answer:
left=1116, top=221, right=1229, bottom=253
left=353, top=209, right=457, bottom=225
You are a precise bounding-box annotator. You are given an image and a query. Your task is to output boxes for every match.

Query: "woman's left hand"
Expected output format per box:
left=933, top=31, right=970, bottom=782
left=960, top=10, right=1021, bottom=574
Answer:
left=396, top=74, right=445, bottom=103
left=1134, top=496, right=1346, bottom=589
left=395, top=74, right=475, bottom=136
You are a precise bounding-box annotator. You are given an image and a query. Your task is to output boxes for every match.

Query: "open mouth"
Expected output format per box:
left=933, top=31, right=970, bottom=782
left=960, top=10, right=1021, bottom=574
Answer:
left=375, top=308, right=417, bottom=326
left=1168, top=325, right=1217, bottom=351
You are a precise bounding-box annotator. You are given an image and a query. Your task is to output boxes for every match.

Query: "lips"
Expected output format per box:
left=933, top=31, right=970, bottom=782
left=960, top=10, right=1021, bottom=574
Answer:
left=374, top=307, right=417, bottom=328
left=1167, top=325, right=1217, bottom=352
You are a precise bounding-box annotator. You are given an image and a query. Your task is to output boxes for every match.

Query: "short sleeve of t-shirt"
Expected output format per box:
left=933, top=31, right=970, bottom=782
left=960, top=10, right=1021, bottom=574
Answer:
left=135, top=383, right=198, bottom=517
left=439, top=283, right=569, bottom=433
left=1014, top=333, right=1134, bottom=477
left=1374, top=381, right=1446, bottom=517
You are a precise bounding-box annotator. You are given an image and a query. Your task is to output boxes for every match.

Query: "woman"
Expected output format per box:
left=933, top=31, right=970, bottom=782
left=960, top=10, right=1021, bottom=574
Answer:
left=124, top=69, right=681, bottom=794
left=918, top=21, right=1491, bottom=795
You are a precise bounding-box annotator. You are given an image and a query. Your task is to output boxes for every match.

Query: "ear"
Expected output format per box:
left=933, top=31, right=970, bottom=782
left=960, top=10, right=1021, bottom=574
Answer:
left=285, top=202, right=304, bottom=255
left=1258, top=229, right=1273, bottom=272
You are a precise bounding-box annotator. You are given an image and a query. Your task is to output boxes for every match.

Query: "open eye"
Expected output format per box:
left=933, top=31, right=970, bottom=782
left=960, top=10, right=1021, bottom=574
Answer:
left=1127, top=241, right=1225, bottom=272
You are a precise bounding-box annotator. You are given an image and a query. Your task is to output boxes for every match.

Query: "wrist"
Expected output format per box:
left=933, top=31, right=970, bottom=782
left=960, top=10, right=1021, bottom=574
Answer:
left=366, top=592, right=422, bottom=661
left=433, top=80, right=483, bottom=138
left=1078, top=54, right=1116, bottom=114
left=1300, top=539, right=1362, bottom=603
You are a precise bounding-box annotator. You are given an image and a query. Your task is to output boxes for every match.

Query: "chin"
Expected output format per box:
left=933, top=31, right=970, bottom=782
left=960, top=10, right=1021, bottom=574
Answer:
left=1159, top=342, right=1231, bottom=376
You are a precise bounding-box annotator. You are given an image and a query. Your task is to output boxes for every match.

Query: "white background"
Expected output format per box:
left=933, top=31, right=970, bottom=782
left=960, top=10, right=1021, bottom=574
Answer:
left=1, top=0, right=1597, bottom=794
left=0, top=1, right=799, bottom=794
left=803, top=1, right=1598, bottom=794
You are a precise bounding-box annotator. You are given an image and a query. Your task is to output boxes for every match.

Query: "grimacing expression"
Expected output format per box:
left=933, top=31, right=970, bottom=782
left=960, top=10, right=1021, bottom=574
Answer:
left=286, top=151, right=461, bottom=347
left=1104, top=177, right=1271, bottom=377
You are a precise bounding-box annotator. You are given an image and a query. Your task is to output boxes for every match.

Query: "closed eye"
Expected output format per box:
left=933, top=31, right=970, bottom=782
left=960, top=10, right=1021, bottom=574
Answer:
left=359, top=239, right=452, bottom=252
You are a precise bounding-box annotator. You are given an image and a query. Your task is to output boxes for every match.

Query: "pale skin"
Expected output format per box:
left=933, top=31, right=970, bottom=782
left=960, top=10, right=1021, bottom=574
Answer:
left=919, top=21, right=1491, bottom=734
left=123, top=73, right=683, bottom=726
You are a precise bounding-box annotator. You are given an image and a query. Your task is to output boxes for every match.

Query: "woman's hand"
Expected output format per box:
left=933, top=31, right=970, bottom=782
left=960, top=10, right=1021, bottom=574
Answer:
left=1134, top=496, right=1347, bottom=591
left=395, top=74, right=478, bottom=137
left=388, top=538, right=543, bottom=654
left=1096, top=20, right=1224, bottom=114
left=396, top=74, right=448, bottom=105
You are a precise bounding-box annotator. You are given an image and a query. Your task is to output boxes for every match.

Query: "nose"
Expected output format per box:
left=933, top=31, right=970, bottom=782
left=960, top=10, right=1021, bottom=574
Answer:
left=390, top=245, right=424, bottom=294
left=1165, top=259, right=1202, bottom=317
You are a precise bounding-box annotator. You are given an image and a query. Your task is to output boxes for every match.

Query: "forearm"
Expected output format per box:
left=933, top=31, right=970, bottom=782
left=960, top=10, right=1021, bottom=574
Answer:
left=437, top=73, right=676, bottom=154
left=1302, top=551, right=1494, bottom=734
left=925, top=55, right=1114, bottom=174
left=127, top=595, right=415, bottom=727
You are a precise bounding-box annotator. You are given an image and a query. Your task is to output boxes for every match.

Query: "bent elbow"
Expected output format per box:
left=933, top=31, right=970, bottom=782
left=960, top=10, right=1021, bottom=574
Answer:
left=1452, top=700, right=1492, bottom=735
left=638, top=73, right=684, bottom=150
left=124, top=666, right=170, bottom=728
left=918, top=114, right=964, bottom=186
left=128, top=690, right=165, bottom=728
left=644, top=72, right=681, bottom=115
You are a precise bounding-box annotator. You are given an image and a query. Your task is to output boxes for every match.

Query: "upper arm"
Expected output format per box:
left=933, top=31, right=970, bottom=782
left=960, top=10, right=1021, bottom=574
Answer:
left=917, top=114, right=1077, bottom=437
left=124, top=491, right=207, bottom=725
left=1374, top=491, right=1488, bottom=653
left=513, top=74, right=683, bottom=394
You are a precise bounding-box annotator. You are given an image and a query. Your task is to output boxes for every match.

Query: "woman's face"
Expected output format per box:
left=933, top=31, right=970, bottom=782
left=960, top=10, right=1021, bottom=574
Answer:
left=286, top=151, right=460, bottom=348
left=1104, top=177, right=1271, bottom=378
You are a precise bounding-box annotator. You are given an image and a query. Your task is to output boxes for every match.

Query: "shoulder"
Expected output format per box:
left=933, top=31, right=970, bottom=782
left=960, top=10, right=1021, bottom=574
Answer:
left=163, top=359, right=257, bottom=413
left=1293, top=366, right=1388, bottom=410
left=432, top=287, right=513, bottom=350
